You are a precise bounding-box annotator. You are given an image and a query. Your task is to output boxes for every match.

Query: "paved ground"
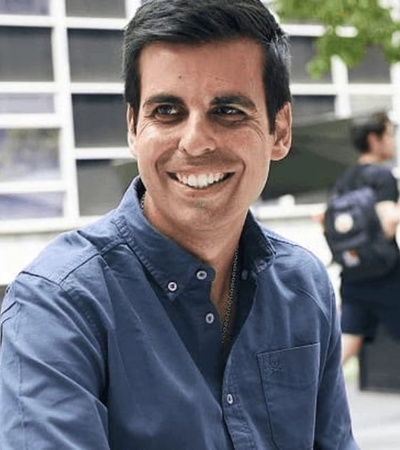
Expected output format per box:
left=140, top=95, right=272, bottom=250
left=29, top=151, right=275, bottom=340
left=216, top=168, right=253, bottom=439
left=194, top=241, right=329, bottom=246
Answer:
left=345, top=361, right=400, bottom=450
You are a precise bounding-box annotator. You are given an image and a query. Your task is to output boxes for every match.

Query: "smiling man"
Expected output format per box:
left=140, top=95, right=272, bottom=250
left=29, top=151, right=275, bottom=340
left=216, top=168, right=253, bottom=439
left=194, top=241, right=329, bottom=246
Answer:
left=0, top=1, right=358, bottom=449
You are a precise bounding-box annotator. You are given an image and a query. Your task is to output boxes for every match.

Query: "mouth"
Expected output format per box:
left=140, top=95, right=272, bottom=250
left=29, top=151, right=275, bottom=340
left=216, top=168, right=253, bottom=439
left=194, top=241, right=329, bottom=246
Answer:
left=169, top=172, right=232, bottom=189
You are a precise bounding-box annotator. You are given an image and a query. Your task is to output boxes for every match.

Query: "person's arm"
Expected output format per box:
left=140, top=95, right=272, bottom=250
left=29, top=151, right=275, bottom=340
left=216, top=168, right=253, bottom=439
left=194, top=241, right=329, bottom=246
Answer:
left=375, top=200, right=400, bottom=239
left=314, top=287, right=360, bottom=449
left=373, top=168, right=400, bottom=239
left=0, top=274, right=109, bottom=449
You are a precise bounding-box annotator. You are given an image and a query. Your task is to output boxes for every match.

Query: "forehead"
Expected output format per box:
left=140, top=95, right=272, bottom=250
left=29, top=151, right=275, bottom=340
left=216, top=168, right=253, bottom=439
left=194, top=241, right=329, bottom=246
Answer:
left=137, top=38, right=265, bottom=102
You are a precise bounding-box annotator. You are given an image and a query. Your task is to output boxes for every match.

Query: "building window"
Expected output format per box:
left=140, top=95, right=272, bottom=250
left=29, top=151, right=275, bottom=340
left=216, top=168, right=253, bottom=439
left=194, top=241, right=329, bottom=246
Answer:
left=290, top=36, right=332, bottom=84
left=0, top=94, right=54, bottom=114
left=0, top=129, right=60, bottom=182
left=0, top=193, right=63, bottom=220
left=68, top=29, right=123, bottom=83
left=72, top=94, right=126, bottom=148
left=0, top=27, right=53, bottom=81
left=292, top=95, right=336, bottom=119
left=77, top=160, right=136, bottom=216
left=65, top=0, right=126, bottom=18
left=348, top=46, right=391, bottom=83
left=0, top=0, right=49, bottom=15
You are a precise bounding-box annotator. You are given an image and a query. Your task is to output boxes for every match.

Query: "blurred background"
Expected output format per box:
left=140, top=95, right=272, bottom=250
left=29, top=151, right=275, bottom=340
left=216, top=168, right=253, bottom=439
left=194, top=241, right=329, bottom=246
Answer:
left=1, top=1, right=400, bottom=447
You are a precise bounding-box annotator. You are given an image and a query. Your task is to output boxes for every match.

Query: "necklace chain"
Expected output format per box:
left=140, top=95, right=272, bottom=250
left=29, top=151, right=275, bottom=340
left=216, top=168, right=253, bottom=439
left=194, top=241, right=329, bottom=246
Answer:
left=221, top=247, right=239, bottom=347
left=141, top=191, right=238, bottom=347
left=140, top=192, right=146, bottom=210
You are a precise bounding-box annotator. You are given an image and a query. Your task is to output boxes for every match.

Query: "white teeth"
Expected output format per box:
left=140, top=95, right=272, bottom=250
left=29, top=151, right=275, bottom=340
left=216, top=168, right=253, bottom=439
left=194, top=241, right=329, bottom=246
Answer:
left=187, top=174, right=197, bottom=187
left=198, top=174, right=208, bottom=188
left=176, top=172, right=226, bottom=188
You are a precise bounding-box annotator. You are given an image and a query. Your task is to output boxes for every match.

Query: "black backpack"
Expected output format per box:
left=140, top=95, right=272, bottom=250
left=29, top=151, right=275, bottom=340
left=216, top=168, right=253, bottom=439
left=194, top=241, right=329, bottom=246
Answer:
left=324, top=167, right=399, bottom=282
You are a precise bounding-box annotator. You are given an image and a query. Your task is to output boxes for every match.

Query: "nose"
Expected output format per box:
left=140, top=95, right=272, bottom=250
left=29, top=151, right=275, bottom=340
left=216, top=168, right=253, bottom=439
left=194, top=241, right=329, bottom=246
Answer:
left=178, top=113, right=217, bottom=156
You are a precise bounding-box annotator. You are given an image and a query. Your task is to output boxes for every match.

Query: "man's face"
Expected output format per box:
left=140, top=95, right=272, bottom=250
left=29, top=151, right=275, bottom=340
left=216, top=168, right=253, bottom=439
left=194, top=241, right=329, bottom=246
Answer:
left=127, top=38, right=291, bottom=235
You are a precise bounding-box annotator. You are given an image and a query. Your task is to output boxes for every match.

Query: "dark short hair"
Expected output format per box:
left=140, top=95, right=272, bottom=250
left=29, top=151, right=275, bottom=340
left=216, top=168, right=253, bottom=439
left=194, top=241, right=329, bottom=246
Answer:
left=350, top=111, right=391, bottom=153
left=123, top=0, right=291, bottom=133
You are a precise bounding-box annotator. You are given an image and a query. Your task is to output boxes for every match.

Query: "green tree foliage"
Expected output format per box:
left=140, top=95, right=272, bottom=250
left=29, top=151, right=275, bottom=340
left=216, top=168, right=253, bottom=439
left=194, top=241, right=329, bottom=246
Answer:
left=273, top=0, right=400, bottom=77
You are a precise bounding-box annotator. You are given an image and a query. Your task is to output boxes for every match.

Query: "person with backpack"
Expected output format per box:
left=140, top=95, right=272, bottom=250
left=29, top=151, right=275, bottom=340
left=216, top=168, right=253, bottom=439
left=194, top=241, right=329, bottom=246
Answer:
left=325, top=111, right=400, bottom=365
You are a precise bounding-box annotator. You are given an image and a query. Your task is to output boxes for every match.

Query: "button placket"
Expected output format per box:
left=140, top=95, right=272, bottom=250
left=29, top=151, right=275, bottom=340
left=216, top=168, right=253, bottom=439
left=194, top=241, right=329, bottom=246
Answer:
left=205, top=312, right=215, bottom=324
left=167, top=281, right=178, bottom=292
left=226, top=393, right=234, bottom=405
left=197, top=269, right=214, bottom=326
left=196, top=269, right=208, bottom=280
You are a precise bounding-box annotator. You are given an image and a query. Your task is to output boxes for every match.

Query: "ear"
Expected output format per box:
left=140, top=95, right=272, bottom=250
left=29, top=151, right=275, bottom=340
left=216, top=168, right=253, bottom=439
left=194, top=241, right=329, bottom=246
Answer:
left=126, top=105, right=137, bottom=158
left=271, top=102, right=292, bottom=161
left=367, top=132, right=380, bottom=153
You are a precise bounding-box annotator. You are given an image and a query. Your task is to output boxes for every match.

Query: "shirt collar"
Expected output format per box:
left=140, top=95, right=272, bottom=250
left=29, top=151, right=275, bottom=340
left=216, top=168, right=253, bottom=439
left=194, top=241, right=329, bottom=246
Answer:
left=113, top=177, right=276, bottom=300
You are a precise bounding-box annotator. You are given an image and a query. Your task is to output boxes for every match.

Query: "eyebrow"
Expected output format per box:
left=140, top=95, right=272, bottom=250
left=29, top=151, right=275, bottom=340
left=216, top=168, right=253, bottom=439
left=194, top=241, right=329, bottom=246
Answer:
left=211, top=95, right=256, bottom=110
left=142, top=94, right=183, bottom=108
left=142, top=94, right=256, bottom=110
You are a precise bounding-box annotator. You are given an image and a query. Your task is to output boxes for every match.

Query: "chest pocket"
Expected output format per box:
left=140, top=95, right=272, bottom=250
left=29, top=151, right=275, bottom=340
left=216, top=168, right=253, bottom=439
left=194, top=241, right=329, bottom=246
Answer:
left=257, top=343, right=320, bottom=450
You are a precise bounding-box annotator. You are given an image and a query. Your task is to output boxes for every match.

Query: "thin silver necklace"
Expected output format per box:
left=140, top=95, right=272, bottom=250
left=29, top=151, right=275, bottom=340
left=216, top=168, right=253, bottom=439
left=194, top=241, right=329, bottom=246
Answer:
left=221, top=247, right=239, bottom=347
left=140, top=192, right=146, bottom=210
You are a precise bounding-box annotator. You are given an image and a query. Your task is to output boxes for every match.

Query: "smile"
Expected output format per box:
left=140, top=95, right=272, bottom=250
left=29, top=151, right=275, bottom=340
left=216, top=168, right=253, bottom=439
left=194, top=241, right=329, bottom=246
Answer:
left=173, top=172, right=231, bottom=189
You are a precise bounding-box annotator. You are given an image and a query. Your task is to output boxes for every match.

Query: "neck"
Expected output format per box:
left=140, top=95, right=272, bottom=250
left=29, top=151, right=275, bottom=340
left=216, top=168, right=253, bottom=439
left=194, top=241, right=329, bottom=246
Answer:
left=141, top=191, right=244, bottom=316
left=143, top=191, right=245, bottom=264
left=358, top=153, right=381, bottom=164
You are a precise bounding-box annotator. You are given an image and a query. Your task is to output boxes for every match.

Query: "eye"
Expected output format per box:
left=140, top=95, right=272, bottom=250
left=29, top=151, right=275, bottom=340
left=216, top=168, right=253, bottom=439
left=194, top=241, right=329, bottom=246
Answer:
left=213, top=105, right=243, bottom=116
left=148, top=103, right=184, bottom=124
left=212, top=105, right=248, bottom=124
left=154, top=104, right=180, bottom=116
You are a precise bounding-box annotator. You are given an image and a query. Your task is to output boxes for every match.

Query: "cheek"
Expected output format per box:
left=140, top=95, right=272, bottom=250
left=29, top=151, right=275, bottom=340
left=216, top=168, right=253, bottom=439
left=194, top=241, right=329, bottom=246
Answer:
left=133, top=129, right=156, bottom=176
left=242, top=134, right=273, bottom=189
left=252, top=158, right=271, bottom=189
left=241, top=145, right=271, bottom=191
left=134, top=126, right=177, bottom=174
left=240, top=130, right=272, bottom=167
left=136, top=119, right=180, bottom=146
left=134, top=123, right=163, bottom=158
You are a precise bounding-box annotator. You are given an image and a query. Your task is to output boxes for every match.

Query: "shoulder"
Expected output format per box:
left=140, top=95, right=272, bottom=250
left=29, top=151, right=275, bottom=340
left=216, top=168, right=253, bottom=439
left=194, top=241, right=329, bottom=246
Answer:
left=252, top=224, right=335, bottom=325
left=261, top=225, right=331, bottom=285
left=242, top=214, right=330, bottom=287
left=5, top=213, right=129, bottom=340
left=366, top=164, right=398, bottom=201
left=364, top=163, right=394, bottom=180
left=22, top=212, right=123, bottom=285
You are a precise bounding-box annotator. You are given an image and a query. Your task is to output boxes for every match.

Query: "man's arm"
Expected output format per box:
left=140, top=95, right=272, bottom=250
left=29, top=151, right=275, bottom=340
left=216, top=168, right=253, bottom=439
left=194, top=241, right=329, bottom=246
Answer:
left=373, top=167, right=400, bottom=239
left=0, top=275, right=109, bottom=449
left=375, top=200, right=400, bottom=239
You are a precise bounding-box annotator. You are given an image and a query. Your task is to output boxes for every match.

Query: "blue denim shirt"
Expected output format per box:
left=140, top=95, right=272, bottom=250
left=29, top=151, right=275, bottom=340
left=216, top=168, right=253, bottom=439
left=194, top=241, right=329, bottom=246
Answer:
left=0, top=177, right=358, bottom=449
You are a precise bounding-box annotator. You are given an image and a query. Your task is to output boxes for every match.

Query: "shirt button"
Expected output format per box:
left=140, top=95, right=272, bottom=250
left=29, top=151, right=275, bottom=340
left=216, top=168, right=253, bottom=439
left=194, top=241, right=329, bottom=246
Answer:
left=196, top=270, right=208, bottom=280
left=205, top=313, right=215, bottom=324
left=167, top=281, right=178, bottom=292
left=226, top=394, right=234, bottom=405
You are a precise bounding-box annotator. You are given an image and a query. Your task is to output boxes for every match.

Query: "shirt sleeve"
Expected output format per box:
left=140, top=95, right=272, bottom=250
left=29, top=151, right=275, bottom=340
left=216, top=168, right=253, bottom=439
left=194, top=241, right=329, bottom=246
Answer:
left=0, top=274, right=110, bottom=450
left=369, top=166, right=399, bottom=202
